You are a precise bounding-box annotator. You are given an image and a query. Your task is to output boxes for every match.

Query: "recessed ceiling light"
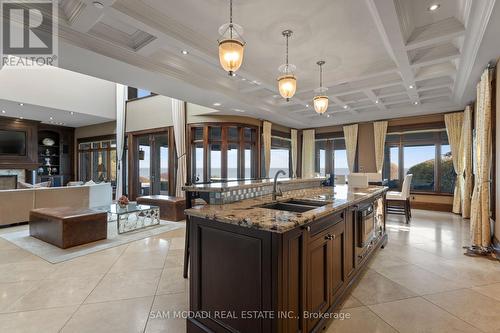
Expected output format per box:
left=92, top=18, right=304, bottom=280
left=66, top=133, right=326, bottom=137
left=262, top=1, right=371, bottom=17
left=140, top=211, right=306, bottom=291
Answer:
left=230, top=72, right=237, bottom=77
left=414, top=101, right=419, bottom=105
left=181, top=50, right=189, bottom=55
left=233, top=108, right=245, bottom=113
left=19, top=116, right=24, bottom=119
left=70, top=111, right=74, bottom=115
left=213, top=102, right=221, bottom=106
left=252, top=80, right=260, bottom=85
left=428, top=3, right=440, bottom=11
left=409, top=85, right=415, bottom=89
left=305, top=104, right=310, bottom=108
left=19, top=103, right=24, bottom=106
left=92, top=1, right=104, bottom=9
left=375, top=100, right=380, bottom=104
left=326, top=114, right=330, bottom=118
left=343, top=105, right=348, bottom=109
left=241, top=77, right=246, bottom=81
left=1, top=110, right=5, bottom=114
left=49, top=116, right=53, bottom=120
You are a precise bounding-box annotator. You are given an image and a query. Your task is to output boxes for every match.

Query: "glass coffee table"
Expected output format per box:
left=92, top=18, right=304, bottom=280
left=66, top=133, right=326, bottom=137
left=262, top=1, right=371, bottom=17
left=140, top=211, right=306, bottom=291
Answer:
left=96, top=203, right=160, bottom=234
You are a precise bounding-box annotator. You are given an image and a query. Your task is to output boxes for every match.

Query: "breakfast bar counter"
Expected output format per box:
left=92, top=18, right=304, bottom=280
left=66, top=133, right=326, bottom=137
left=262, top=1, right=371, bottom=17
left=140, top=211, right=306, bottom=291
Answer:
left=184, top=182, right=388, bottom=333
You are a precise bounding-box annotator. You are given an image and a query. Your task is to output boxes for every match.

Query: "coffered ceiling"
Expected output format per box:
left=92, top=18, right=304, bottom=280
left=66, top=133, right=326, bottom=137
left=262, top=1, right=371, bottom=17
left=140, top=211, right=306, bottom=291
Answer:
left=55, top=0, right=498, bottom=128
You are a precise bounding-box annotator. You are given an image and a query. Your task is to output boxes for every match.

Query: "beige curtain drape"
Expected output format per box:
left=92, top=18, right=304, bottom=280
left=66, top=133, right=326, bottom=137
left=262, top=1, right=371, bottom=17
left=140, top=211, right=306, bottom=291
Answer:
left=263, top=121, right=272, bottom=178
left=462, top=106, right=473, bottom=218
left=373, top=121, right=388, bottom=174
left=343, top=124, right=358, bottom=173
left=444, top=112, right=464, bottom=214
left=115, top=84, right=127, bottom=199
left=470, top=69, right=492, bottom=248
left=172, top=99, right=186, bottom=198
left=291, top=129, right=298, bottom=178
left=302, top=129, right=315, bottom=178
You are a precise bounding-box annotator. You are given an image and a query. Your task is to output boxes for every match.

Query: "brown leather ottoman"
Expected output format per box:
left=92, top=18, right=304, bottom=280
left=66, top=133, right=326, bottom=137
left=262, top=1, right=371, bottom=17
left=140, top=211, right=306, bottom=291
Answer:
left=136, top=195, right=186, bottom=221
left=29, top=207, right=107, bottom=249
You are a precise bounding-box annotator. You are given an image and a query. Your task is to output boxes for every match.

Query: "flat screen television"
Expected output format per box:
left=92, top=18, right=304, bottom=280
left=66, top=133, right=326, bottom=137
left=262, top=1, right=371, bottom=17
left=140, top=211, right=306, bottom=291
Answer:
left=0, top=130, right=26, bottom=155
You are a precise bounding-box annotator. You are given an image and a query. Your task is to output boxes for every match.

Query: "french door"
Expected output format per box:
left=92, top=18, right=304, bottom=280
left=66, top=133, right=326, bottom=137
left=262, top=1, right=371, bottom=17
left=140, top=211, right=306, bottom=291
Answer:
left=133, top=130, right=175, bottom=199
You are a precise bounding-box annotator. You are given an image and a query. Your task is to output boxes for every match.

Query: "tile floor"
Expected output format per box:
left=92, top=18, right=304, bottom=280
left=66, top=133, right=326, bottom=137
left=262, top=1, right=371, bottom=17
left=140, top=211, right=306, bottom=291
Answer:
left=0, top=210, right=499, bottom=332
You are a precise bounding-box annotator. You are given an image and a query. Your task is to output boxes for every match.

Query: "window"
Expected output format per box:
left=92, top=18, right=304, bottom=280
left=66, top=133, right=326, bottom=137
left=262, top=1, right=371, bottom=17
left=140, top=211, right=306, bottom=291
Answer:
left=404, top=145, right=435, bottom=191
left=314, top=137, right=348, bottom=177
left=190, top=124, right=258, bottom=182
left=383, top=129, right=453, bottom=193
left=132, top=131, right=175, bottom=198
left=270, top=136, right=291, bottom=178
left=78, top=139, right=118, bottom=185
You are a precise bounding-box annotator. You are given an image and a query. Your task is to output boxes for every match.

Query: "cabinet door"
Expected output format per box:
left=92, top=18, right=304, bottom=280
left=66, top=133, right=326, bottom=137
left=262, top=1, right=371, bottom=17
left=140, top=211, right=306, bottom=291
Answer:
left=344, top=209, right=356, bottom=279
left=330, top=221, right=346, bottom=299
left=306, top=231, right=331, bottom=331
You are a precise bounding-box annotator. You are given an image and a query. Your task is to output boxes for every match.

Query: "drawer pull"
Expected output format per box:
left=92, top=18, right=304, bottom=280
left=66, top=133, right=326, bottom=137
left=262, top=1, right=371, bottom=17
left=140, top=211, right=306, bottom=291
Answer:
left=325, top=234, right=334, bottom=240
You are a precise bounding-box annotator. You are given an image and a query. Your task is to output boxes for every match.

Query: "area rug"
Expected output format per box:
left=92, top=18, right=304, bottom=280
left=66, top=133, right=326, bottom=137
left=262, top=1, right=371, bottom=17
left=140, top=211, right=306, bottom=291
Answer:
left=0, top=220, right=184, bottom=264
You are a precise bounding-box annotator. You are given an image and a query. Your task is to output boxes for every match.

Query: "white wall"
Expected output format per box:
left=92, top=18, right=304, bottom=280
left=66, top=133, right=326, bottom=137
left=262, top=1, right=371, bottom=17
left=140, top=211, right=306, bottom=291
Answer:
left=0, top=65, right=116, bottom=119
left=126, top=95, right=219, bottom=132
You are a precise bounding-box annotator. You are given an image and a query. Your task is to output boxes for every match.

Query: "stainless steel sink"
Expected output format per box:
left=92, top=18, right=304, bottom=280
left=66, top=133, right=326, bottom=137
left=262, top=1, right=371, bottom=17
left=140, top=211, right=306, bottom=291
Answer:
left=256, top=199, right=327, bottom=213
left=284, top=199, right=327, bottom=207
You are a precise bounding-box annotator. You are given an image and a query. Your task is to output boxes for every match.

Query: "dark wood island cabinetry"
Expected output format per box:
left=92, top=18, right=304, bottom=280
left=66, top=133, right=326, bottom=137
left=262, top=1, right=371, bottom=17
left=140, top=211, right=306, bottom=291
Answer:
left=184, top=182, right=387, bottom=333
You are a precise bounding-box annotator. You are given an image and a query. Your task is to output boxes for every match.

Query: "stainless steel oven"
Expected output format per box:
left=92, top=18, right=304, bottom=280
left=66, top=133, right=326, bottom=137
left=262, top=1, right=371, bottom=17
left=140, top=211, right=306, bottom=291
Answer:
left=357, top=203, right=375, bottom=248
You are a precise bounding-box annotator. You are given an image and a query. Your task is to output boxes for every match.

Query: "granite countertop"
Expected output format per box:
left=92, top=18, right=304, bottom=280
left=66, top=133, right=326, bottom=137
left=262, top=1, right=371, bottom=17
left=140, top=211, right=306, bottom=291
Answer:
left=184, top=185, right=387, bottom=233
left=182, top=177, right=323, bottom=193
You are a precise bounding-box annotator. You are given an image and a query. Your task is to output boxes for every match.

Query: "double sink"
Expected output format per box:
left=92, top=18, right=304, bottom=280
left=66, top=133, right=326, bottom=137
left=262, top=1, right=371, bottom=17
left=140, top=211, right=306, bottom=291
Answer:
left=257, top=199, right=327, bottom=213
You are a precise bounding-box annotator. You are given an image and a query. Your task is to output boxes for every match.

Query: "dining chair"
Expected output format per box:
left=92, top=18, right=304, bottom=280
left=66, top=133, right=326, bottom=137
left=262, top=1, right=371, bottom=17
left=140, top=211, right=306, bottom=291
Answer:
left=385, top=174, right=413, bottom=223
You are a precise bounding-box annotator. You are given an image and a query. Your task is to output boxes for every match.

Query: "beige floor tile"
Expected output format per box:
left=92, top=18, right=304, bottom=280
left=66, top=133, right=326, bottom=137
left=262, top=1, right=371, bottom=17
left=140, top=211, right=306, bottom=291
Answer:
left=351, top=269, right=416, bottom=305
left=0, top=281, right=41, bottom=312
left=412, top=241, right=466, bottom=259
left=85, top=269, right=162, bottom=304
left=145, top=292, right=188, bottom=333
left=368, top=251, right=409, bottom=269
left=124, top=237, right=170, bottom=254
left=0, top=248, right=40, bottom=264
left=472, top=282, right=500, bottom=302
left=109, top=250, right=167, bottom=273
left=0, top=306, right=78, bottom=333
left=0, top=260, right=56, bottom=283
left=425, top=289, right=500, bottom=333
left=47, top=252, right=120, bottom=279
left=341, top=294, right=363, bottom=309
left=61, top=296, right=153, bottom=333
left=163, top=249, right=184, bottom=268
left=7, top=275, right=102, bottom=312
left=325, top=306, right=398, bottom=333
left=375, top=263, right=467, bottom=295
left=168, top=237, right=185, bottom=250
left=157, top=266, right=188, bottom=295
left=369, top=297, right=479, bottom=333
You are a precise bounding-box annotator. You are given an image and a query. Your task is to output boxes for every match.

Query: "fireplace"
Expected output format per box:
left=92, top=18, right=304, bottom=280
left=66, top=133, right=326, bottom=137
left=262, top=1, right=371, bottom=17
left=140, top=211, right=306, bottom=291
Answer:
left=0, top=175, right=17, bottom=190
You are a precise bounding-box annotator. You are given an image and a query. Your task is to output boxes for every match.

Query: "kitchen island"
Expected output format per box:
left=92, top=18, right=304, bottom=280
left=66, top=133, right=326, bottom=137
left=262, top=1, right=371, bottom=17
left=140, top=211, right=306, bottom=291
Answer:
left=184, top=182, right=387, bottom=333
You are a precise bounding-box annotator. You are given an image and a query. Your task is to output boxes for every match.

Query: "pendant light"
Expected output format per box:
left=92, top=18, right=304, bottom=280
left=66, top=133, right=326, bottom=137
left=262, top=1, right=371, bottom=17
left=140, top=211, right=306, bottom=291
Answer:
left=277, top=30, right=297, bottom=101
left=313, top=60, right=329, bottom=114
left=218, top=0, right=245, bottom=76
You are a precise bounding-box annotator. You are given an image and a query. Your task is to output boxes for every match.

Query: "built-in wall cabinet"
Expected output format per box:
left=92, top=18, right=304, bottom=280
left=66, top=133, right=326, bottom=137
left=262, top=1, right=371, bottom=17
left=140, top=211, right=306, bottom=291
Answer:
left=127, top=127, right=176, bottom=200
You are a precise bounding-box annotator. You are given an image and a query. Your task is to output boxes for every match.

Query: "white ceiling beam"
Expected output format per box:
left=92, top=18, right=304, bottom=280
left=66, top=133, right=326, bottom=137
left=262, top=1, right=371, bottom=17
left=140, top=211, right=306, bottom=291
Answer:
left=364, top=89, right=386, bottom=111
left=365, top=0, right=419, bottom=104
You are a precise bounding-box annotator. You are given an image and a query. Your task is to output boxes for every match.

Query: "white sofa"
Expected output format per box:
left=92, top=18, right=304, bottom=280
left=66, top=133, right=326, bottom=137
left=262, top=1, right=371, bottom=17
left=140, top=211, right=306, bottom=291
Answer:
left=0, top=183, right=112, bottom=226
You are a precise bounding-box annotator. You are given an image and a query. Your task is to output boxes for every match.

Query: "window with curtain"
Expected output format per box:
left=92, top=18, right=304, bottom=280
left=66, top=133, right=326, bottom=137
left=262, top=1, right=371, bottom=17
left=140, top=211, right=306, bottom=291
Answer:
left=314, top=137, right=348, bottom=177
left=78, top=138, right=118, bottom=185
left=190, top=124, right=258, bottom=183
left=383, top=129, right=454, bottom=193
left=270, top=135, right=291, bottom=178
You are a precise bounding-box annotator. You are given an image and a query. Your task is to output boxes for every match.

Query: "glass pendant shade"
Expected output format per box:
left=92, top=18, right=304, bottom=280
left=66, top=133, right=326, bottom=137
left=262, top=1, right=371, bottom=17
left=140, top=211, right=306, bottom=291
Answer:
left=278, top=74, right=297, bottom=101
left=313, top=95, right=329, bottom=114
left=218, top=39, right=244, bottom=74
